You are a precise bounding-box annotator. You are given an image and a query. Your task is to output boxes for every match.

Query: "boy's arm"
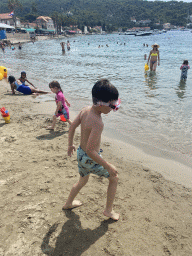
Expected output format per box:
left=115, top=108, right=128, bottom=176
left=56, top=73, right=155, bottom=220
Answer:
left=11, top=83, right=16, bottom=94
left=26, top=79, right=36, bottom=88
left=68, top=112, right=81, bottom=156
left=86, top=122, right=118, bottom=177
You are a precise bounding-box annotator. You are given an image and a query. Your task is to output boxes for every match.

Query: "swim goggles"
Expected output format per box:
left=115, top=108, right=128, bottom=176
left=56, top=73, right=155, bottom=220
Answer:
left=96, top=98, right=121, bottom=111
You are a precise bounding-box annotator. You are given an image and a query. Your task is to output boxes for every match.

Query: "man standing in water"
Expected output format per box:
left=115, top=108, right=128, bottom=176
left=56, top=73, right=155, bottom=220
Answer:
left=60, top=42, right=65, bottom=54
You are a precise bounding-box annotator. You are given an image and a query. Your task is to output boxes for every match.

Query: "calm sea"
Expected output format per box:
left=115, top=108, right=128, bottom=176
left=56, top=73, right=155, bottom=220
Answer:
left=1, top=31, right=192, bottom=167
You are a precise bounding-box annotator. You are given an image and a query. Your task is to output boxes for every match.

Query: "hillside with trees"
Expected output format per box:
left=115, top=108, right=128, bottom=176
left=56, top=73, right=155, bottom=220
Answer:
left=1, top=0, right=192, bottom=31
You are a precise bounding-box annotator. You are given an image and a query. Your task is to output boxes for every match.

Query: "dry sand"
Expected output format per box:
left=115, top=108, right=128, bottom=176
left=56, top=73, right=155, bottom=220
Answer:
left=0, top=79, right=192, bottom=256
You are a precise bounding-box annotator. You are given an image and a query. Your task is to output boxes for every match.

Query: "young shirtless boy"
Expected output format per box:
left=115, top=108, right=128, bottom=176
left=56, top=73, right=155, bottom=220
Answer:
left=63, top=79, right=120, bottom=220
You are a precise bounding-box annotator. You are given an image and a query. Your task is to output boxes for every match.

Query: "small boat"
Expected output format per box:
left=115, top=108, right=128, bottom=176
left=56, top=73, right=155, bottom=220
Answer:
left=135, top=31, right=153, bottom=36
left=119, top=31, right=137, bottom=35
left=124, top=31, right=137, bottom=35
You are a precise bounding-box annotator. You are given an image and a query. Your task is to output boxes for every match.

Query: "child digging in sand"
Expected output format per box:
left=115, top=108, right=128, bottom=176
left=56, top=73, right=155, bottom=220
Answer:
left=63, top=79, right=120, bottom=220
left=47, top=81, right=72, bottom=130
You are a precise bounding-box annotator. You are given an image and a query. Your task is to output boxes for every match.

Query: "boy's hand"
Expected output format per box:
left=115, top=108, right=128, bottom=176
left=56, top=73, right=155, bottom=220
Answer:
left=107, top=163, right=118, bottom=177
left=66, top=102, right=70, bottom=107
left=68, top=145, right=76, bottom=157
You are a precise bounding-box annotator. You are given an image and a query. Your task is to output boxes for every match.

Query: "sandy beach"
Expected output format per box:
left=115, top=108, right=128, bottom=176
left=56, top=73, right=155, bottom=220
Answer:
left=0, top=78, right=192, bottom=256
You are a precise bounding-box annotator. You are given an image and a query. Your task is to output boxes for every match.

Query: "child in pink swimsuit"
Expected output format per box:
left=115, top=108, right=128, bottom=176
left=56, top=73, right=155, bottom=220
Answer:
left=47, top=81, right=72, bottom=130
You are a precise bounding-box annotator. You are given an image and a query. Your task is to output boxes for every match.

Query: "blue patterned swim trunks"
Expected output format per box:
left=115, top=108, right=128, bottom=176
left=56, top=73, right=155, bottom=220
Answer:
left=77, top=146, right=110, bottom=178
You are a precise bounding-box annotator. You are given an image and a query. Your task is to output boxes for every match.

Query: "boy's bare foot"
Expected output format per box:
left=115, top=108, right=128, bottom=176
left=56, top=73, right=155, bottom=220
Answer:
left=32, top=93, right=39, bottom=97
left=103, top=210, right=120, bottom=221
left=46, top=126, right=54, bottom=130
left=62, top=200, right=82, bottom=210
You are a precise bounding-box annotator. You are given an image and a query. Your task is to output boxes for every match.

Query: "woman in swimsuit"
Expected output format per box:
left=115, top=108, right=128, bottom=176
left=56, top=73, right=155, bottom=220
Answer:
left=8, top=76, right=50, bottom=95
left=147, top=43, right=160, bottom=71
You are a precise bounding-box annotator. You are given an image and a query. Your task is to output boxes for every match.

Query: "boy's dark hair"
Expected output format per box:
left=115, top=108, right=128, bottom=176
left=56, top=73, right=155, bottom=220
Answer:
left=49, top=80, right=63, bottom=93
left=92, top=79, right=119, bottom=104
left=21, top=71, right=26, bottom=75
left=183, top=60, right=188, bottom=65
left=8, top=75, right=16, bottom=84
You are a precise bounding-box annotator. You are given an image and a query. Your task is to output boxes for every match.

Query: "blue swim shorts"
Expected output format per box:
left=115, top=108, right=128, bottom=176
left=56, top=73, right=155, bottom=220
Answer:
left=77, top=146, right=110, bottom=178
left=17, top=85, right=32, bottom=95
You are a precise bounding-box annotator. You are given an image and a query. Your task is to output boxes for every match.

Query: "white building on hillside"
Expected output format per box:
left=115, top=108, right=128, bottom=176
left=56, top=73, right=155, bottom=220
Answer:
left=84, top=26, right=88, bottom=34
left=0, top=13, right=20, bottom=27
left=35, top=16, right=55, bottom=31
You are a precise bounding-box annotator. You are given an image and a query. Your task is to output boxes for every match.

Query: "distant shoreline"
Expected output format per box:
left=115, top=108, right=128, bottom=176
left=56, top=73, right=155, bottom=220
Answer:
left=4, top=32, right=81, bottom=45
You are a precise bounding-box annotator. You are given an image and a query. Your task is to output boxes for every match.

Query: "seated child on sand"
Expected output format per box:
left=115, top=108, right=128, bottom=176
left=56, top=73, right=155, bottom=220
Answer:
left=18, top=71, right=37, bottom=89
left=8, top=76, right=50, bottom=95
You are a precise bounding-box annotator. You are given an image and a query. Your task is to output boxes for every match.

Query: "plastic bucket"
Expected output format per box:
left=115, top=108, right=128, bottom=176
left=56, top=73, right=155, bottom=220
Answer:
left=3, top=115, right=10, bottom=123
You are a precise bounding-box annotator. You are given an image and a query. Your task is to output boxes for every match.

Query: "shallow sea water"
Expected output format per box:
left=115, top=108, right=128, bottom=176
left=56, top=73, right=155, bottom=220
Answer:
left=1, top=31, right=192, bottom=166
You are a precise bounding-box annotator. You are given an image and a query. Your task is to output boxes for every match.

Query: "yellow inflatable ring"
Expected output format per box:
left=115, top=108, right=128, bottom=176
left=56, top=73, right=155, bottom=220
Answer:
left=0, top=66, right=7, bottom=78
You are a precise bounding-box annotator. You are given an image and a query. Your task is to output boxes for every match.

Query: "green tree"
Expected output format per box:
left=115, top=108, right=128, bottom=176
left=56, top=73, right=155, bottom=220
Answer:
left=31, top=2, right=37, bottom=14
left=6, top=0, right=192, bottom=32
left=24, top=13, right=37, bottom=23
left=51, top=11, right=59, bottom=34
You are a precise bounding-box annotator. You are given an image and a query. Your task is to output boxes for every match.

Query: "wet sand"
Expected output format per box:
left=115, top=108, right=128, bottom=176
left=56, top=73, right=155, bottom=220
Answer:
left=0, top=79, right=192, bottom=256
